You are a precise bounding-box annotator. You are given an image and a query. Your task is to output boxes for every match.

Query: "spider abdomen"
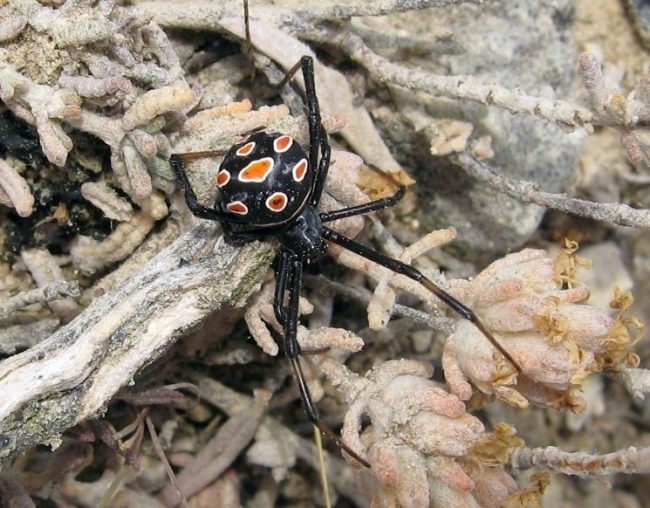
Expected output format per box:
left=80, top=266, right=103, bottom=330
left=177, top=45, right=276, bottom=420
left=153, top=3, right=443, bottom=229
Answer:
left=216, top=131, right=312, bottom=226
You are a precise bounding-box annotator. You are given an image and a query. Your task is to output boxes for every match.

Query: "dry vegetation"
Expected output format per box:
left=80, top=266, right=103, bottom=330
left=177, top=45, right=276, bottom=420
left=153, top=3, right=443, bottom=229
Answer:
left=0, top=0, right=649, bottom=506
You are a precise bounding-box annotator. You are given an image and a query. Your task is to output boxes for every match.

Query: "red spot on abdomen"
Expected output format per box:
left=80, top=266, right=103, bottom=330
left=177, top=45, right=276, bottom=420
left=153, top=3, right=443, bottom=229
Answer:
left=226, top=201, right=248, bottom=215
left=266, top=192, right=288, bottom=212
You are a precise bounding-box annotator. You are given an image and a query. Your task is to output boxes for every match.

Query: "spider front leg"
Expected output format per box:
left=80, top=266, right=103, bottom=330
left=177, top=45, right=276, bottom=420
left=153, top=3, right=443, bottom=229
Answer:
left=170, top=151, right=243, bottom=223
left=310, top=130, right=331, bottom=207
left=321, top=226, right=521, bottom=372
left=299, top=56, right=332, bottom=207
left=319, top=174, right=406, bottom=223
left=277, top=56, right=331, bottom=207
left=276, top=248, right=371, bottom=468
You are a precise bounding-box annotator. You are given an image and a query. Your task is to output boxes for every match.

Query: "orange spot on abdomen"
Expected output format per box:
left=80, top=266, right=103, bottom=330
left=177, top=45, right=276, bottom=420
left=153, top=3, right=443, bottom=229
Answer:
left=239, top=158, right=274, bottom=182
left=274, top=135, right=293, bottom=153
left=266, top=192, right=288, bottom=212
left=216, top=170, right=230, bottom=186
left=226, top=201, right=248, bottom=214
left=236, top=141, right=255, bottom=156
left=293, top=159, right=308, bottom=182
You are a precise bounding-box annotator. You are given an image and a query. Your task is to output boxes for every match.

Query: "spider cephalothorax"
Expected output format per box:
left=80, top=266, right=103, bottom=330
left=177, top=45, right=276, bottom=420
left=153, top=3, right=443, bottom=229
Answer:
left=170, top=56, right=519, bottom=468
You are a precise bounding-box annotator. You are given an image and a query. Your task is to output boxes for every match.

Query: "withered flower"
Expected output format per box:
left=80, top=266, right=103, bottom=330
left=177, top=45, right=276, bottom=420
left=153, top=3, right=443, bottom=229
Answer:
left=443, top=244, right=643, bottom=411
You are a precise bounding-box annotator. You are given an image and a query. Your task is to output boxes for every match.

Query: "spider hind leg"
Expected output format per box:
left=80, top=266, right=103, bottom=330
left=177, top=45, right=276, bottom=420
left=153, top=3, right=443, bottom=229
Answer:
left=321, top=226, right=521, bottom=373
left=275, top=249, right=371, bottom=468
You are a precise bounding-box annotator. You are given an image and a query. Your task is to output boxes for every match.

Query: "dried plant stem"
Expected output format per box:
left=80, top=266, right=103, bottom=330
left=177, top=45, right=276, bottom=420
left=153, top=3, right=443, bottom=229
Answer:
left=20, top=248, right=80, bottom=322
left=96, top=462, right=132, bottom=508
left=455, top=153, right=650, bottom=228
left=314, top=425, right=332, bottom=508
left=138, top=0, right=478, bottom=32
left=323, top=30, right=594, bottom=132
left=289, top=0, right=480, bottom=18
left=0, top=223, right=275, bottom=461
left=510, top=446, right=650, bottom=476
left=147, top=415, right=190, bottom=508
left=0, top=319, right=60, bottom=355
left=0, top=281, right=80, bottom=320
left=157, top=392, right=268, bottom=506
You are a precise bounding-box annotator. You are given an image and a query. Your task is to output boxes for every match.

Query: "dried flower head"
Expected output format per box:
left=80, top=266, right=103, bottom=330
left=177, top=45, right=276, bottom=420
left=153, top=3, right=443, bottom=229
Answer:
left=316, top=357, right=524, bottom=507
left=443, top=245, right=643, bottom=411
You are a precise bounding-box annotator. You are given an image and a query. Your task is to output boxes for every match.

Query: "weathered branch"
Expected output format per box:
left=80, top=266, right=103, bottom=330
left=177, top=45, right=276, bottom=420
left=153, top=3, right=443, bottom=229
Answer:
left=511, top=445, right=650, bottom=476
left=455, top=153, right=650, bottom=229
left=0, top=281, right=80, bottom=320
left=0, top=224, right=275, bottom=461
left=325, top=29, right=595, bottom=132
left=137, top=0, right=478, bottom=33
left=140, top=2, right=594, bottom=133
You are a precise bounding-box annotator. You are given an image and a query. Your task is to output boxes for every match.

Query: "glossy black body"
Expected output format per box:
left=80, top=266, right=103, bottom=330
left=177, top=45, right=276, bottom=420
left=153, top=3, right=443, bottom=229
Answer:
left=218, top=131, right=312, bottom=226
left=278, top=205, right=325, bottom=259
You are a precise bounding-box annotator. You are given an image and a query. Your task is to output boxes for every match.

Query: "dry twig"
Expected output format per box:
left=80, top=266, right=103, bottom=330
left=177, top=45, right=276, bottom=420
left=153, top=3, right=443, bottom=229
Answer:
left=511, top=446, right=650, bottom=476
left=313, top=29, right=595, bottom=132
left=455, top=152, right=650, bottom=229
left=184, top=372, right=368, bottom=507
left=0, top=281, right=79, bottom=320
left=157, top=390, right=269, bottom=506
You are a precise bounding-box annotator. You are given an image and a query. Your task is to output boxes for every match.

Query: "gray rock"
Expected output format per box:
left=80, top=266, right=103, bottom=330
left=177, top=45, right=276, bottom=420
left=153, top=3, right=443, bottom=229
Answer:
left=368, top=0, right=585, bottom=260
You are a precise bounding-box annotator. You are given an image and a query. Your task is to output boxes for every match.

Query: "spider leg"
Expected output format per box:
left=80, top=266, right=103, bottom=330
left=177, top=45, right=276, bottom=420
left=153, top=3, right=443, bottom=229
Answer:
left=320, top=180, right=406, bottom=223
left=310, top=128, right=331, bottom=207
left=277, top=56, right=331, bottom=207
left=273, top=250, right=291, bottom=326
left=298, top=56, right=331, bottom=207
left=279, top=251, right=371, bottom=468
left=321, top=226, right=521, bottom=372
left=243, top=0, right=255, bottom=82
left=321, top=164, right=407, bottom=222
left=170, top=152, right=246, bottom=223
left=284, top=255, right=303, bottom=359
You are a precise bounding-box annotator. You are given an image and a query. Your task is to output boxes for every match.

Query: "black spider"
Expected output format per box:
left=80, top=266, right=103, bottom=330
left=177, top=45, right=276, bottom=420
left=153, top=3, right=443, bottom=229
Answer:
left=170, top=56, right=519, bottom=468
